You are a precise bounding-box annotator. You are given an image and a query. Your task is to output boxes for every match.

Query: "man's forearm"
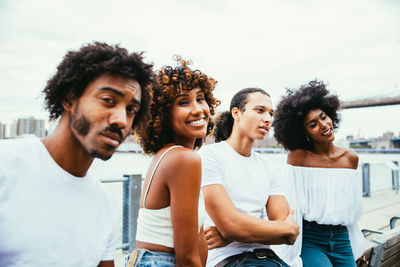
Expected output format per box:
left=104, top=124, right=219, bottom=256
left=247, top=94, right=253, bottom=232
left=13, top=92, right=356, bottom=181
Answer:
left=262, top=236, right=291, bottom=245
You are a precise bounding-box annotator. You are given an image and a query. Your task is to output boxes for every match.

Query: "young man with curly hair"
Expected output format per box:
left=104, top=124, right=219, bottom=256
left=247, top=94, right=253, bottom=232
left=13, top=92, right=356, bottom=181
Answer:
left=0, top=42, right=154, bottom=267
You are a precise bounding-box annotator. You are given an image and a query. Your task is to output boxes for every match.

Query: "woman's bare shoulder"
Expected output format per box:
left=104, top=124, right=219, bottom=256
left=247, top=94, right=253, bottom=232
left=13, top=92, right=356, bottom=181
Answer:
left=166, top=146, right=200, bottom=163
left=342, top=148, right=359, bottom=169
left=155, top=146, right=199, bottom=167
left=155, top=146, right=201, bottom=179
left=287, top=149, right=307, bottom=166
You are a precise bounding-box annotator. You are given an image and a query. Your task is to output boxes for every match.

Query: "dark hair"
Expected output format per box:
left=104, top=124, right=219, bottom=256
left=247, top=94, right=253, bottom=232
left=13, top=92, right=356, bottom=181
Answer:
left=43, top=42, right=155, bottom=132
left=137, top=57, right=220, bottom=154
left=273, top=80, right=341, bottom=151
left=214, top=87, right=270, bottom=142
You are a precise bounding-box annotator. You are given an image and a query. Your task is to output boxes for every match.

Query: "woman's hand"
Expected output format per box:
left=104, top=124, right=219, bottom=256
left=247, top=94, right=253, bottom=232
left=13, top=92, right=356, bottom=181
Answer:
left=204, top=226, right=232, bottom=249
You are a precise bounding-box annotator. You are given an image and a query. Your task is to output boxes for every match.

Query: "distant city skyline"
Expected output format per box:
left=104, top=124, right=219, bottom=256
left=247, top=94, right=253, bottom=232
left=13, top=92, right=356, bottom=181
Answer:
left=0, top=116, right=47, bottom=138
left=1, top=112, right=399, bottom=143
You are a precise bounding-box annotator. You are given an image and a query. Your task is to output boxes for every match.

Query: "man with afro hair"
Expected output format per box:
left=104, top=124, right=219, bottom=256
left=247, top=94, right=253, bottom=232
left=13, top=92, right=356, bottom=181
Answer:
left=0, top=42, right=154, bottom=267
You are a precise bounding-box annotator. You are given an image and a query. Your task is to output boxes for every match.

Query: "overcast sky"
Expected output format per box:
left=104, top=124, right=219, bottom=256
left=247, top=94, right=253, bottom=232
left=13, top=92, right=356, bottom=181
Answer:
left=0, top=0, right=399, bottom=139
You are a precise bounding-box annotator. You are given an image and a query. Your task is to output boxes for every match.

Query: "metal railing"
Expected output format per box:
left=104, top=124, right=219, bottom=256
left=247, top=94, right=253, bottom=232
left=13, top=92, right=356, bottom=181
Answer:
left=101, top=174, right=142, bottom=253
left=390, top=216, right=400, bottom=230
left=362, top=161, right=399, bottom=197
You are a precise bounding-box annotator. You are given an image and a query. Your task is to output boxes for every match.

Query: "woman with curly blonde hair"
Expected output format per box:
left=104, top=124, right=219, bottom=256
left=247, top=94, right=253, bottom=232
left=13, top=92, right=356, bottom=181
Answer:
left=125, top=56, right=219, bottom=267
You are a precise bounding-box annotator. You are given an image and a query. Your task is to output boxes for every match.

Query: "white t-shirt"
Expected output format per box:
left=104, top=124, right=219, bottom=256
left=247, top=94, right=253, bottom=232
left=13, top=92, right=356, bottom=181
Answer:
left=199, top=141, right=286, bottom=267
left=0, top=137, right=119, bottom=267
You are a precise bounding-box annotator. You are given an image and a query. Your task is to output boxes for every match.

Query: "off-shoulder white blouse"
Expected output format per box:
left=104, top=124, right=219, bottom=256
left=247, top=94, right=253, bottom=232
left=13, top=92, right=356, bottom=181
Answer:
left=273, top=165, right=366, bottom=267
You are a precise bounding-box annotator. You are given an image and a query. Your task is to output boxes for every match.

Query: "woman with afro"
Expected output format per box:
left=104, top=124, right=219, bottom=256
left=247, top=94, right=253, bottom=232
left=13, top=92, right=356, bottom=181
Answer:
left=273, top=80, right=366, bottom=267
left=125, top=57, right=219, bottom=267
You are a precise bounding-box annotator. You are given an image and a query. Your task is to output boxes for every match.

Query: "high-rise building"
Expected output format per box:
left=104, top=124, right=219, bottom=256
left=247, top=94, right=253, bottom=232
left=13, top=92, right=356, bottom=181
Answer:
left=10, top=120, right=17, bottom=138
left=14, top=117, right=46, bottom=137
left=33, top=119, right=46, bottom=137
left=0, top=122, right=6, bottom=139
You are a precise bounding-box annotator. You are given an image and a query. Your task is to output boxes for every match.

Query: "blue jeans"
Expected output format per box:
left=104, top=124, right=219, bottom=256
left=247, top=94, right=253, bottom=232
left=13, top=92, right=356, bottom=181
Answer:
left=125, top=249, right=176, bottom=267
left=301, top=221, right=356, bottom=267
left=223, top=251, right=289, bottom=267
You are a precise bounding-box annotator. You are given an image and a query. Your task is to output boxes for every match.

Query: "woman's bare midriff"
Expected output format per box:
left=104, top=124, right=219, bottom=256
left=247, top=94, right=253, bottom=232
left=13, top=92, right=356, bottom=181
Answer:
left=136, top=241, right=175, bottom=254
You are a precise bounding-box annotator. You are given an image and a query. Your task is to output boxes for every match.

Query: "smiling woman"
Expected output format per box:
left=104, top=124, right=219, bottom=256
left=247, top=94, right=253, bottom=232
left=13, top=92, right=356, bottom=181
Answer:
left=273, top=80, right=366, bottom=267
left=125, top=57, right=219, bottom=267
left=138, top=56, right=219, bottom=154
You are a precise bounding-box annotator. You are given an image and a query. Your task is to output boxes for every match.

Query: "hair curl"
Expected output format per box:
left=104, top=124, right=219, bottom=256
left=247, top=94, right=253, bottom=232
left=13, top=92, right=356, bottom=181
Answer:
left=214, top=88, right=270, bottom=142
left=273, top=80, right=341, bottom=151
left=43, top=42, right=155, bottom=132
left=137, top=56, right=220, bottom=154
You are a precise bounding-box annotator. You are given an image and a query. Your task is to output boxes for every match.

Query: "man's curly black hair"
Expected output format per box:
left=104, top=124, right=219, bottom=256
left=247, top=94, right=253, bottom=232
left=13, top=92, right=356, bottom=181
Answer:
left=137, top=56, right=220, bottom=154
left=273, top=80, right=341, bottom=151
left=43, top=42, right=155, bottom=132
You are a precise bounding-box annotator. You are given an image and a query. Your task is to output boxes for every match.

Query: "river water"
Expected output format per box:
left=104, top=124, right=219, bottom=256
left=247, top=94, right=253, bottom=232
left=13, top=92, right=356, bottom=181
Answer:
left=92, top=151, right=400, bottom=198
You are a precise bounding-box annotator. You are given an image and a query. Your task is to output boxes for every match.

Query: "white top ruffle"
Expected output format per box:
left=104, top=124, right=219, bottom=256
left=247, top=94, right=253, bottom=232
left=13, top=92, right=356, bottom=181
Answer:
left=293, top=166, right=363, bottom=225
left=273, top=165, right=366, bottom=267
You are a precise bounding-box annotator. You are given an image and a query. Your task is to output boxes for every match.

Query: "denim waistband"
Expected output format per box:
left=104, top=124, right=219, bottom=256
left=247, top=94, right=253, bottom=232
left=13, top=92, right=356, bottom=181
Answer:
left=125, top=249, right=175, bottom=267
left=303, top=220, right=347, bottom=231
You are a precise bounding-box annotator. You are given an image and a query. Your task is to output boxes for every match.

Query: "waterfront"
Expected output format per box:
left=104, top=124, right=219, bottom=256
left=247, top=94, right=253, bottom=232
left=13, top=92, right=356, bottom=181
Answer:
left=92, top=151, right=400, bottom=232
left=92, top=151, right=400, bottom=266
left=92, top=151, right=400, bottom=193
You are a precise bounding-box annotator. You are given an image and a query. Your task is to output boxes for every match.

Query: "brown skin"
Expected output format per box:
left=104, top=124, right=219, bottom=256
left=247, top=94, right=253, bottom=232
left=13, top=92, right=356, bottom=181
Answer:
left=202, top=92, right=299, bottom=249
left=98, top=261, right=114, bottom=267
left=43, top=74, right=141, bottom=177
left=227, top=93, right=274, bottom=157
left=287, top=108, right=358, bottom=169
left=204, top=196, right=295, bottom=248
left=136, top=88, right=209, bottom=267
left=203, top=187, right=297, bottom=246
left=42, top=74, right=142, bottom=266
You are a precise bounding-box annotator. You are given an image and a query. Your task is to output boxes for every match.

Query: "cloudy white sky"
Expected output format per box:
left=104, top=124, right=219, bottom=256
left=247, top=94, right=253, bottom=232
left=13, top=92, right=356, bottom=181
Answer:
left=0, top=0, right=399, bottom=140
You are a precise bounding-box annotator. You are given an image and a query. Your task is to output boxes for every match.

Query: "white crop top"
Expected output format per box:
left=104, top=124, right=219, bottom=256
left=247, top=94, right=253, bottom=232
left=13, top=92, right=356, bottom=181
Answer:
left=135, top=145, right=206, bottom=248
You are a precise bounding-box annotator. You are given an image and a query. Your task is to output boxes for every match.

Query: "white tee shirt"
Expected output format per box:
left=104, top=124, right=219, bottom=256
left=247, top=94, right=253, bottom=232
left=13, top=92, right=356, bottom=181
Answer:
left=0, top=137, right=119, bottom=267
left=199, top=141, right=286, bottom=267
